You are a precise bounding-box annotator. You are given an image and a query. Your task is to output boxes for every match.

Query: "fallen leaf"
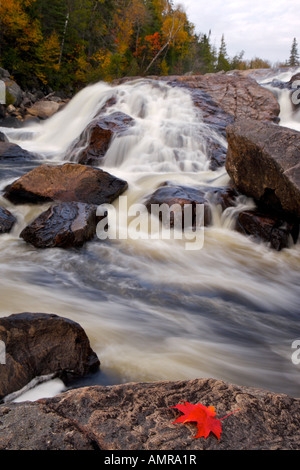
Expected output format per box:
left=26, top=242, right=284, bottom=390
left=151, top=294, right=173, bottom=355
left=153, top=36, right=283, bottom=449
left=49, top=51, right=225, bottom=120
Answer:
left=170, top=401, right=239, bottom=440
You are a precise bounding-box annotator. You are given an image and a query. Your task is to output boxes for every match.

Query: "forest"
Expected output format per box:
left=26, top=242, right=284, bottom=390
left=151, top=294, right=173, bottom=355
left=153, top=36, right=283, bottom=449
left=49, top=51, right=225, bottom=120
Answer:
left=0, top=0, right=297, bottom=93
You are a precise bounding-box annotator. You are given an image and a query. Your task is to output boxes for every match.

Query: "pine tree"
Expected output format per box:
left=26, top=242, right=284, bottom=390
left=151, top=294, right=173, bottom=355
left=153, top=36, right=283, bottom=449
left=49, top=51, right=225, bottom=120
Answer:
left=289, top=38, right=300, bottom=67
left=216, top=34, right=230, bottom=72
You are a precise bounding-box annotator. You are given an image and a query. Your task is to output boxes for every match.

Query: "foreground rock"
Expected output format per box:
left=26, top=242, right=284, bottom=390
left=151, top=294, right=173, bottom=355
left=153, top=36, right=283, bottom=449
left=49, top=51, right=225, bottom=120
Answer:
left=0, top=207, right=16, bottom=234
left=0, top=313, right=100, bottom=401
left=4, top=163, right=128, bottom=206
left=20, top=202, right=99, bottom=248
left=226, top=119, right=300, bottom=219
left=0, top=378, right=299, bottom=450
left=69, top=111, right=135, bottom=166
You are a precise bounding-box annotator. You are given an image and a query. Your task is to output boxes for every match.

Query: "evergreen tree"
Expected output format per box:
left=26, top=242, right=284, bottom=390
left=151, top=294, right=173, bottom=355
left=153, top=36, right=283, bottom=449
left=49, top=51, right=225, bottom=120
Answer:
left=289, top=38, right=300, bottom=67
left=216, top=34, right=230, bottom=72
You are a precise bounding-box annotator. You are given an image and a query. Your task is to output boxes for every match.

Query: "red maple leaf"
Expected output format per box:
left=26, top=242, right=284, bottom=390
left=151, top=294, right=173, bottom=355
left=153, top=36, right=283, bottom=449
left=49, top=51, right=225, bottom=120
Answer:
left=170, top=402, right=239, bottom=440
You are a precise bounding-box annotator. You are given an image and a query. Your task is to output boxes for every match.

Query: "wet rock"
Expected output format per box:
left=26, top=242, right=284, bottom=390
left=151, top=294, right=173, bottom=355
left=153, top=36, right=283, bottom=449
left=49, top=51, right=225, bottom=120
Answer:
left=226, top=119, right=300, bottom=218
left=166, top=73, right=280, bottom=123
left=0, top=378, right=299, bottom=450
left=0, top=141, right=38, bottom=161
left=0, top=207, right=16, bottom=234
left=236, top=210, right=299, bottom=251
left=0, top=313, right=100, bottom=401
left=70, top=111, right=135, bottom=166
left=4, top=163, right=128, bottom=206
left=145, top=183, right=238, bottom=228
left=20, top=202, right=99, bottom=249
left=0, top=132, right=8, bottom=143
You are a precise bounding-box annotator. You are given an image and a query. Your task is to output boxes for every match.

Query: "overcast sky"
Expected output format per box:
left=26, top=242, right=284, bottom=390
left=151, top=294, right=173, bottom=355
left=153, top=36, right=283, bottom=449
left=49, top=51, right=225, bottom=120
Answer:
left=174, top=0, right=299, bottom=64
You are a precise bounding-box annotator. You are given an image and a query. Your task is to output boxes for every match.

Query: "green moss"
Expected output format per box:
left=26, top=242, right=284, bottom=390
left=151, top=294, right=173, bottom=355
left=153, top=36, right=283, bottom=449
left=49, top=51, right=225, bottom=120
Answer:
left=5, top=88, right=15, bottom=106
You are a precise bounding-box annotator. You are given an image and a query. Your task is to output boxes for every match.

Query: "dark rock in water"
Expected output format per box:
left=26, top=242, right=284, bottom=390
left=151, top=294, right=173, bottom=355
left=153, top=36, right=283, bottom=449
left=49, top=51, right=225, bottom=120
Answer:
left=0, top=132, right=8, bottom=143
left=287, top=73, right=300, bottom=89
left=0, top=312, right=100, bottom=401
left=0, top=141, right=37, bottom=161
left=237, top=210, right=299, bottom=251
left=145, top=183, right=238, bottom=228
left=70, top=111, right=135, bottom=166
left=20, top=202, right=99, bottom=249
left=0, top=378, right=299, bottom=450
left=226, top=119, right=300, bottom=219
left=0, top=207, right=16, bottom=234
left=4, top=162, right=128, bottom=206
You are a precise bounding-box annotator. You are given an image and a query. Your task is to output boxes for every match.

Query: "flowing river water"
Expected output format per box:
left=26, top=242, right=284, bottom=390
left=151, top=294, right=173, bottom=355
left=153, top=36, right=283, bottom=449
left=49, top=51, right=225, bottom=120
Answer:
left=1, top=68, right=300, bottom=401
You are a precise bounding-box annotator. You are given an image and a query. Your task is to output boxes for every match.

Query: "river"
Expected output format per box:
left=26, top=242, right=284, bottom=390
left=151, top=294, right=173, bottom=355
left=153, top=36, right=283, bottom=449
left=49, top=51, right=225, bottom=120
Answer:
left=1, top=68, right=300, bottom=402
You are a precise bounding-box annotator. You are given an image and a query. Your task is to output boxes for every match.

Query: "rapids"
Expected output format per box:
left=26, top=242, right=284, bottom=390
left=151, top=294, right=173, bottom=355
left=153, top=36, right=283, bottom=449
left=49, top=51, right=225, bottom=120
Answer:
left=0, top=70, right=300, bottom=402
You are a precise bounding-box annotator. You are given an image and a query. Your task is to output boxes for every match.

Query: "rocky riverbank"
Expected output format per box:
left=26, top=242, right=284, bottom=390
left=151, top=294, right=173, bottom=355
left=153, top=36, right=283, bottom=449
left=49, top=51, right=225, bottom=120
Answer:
left=0, top=69, right=299, bottom=450
left=0, top=312, right=299, bottom=450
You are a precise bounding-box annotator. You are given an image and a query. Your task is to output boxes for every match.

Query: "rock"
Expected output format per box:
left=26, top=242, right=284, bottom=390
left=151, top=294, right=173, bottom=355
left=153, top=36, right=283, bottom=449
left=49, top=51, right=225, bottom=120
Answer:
left=145, top=183, right=238, bottom=228
left=4, top=163, right=128, bottom=206
left=0, top=68, right=10, bottom=80
left=26, top=100, right=61, bottom=120
left=226, top=119, right=300, bottom=218
left=165, top=73, right=280, bottom=123
left=0, top=132, right=8, bottom=143
left=0, top=378, right=299, bottom=450
left=0, top=312, right=100, bottom=401
left=0, top=141, right=38, bottom=161
left=0, top=207, right=16, bottom=234
left=236, top=210, right=299, bottom=251
left=20, top=202, right=99, bottom=249
left=69, top=111, right=135, bottom=166
left=0, top=402, right=95, bottom=450
left=4, top=79, right=23, bottom=107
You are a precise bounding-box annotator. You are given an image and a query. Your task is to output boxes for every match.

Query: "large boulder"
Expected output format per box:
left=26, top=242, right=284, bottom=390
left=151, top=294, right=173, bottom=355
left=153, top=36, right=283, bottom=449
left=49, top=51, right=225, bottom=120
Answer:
left=0, top=313, right=100, bottom=401
left=4, top=163, right=128, bottom=206
left=166, top=73, right=280, bottom=123
left=69, top=111, right=135, bottom=166
left=0, top=378, right=299, bottom=450
left=226, top=119, right=300, bottom=218
left=20, top=202, right=99, bottom=249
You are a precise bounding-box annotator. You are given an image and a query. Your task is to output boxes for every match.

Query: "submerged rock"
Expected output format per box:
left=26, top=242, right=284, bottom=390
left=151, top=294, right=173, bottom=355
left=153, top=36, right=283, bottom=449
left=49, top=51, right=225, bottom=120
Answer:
left=145, top=183, right=238, bottom=228
left=4, top=163, right=128, bottom=206
left=0, top=207, right=16, bottom=234
left=236, top=209, right=299, bottom=251
left=0, top=313, right=100, bottom=402
left=0, top=378, right=299, bottom=450
left=20, top=202, right=99, bottom=249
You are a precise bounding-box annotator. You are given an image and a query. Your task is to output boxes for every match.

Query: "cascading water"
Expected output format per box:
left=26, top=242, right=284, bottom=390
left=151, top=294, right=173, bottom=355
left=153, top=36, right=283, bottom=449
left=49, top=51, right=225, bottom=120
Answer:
left=0, top=73, right=300, bottom=402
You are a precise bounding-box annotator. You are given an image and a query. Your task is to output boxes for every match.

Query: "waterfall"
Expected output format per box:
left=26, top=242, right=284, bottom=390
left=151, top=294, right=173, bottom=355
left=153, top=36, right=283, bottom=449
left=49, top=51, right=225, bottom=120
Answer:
left=1, top=71, right=300, bottom=402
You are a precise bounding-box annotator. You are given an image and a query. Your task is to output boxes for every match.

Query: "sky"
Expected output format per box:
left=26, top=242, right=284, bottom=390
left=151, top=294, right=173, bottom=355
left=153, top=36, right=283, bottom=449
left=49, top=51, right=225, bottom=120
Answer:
left=173, top=0, right=299, bottom=64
